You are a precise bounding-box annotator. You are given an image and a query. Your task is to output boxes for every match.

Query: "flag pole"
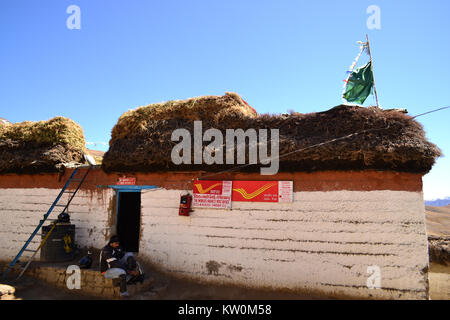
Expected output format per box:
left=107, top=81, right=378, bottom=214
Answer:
left=366, top=34, right=380, bottom=108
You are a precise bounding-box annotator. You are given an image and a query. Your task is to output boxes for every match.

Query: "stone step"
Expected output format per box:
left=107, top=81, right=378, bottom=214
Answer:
left=1, top=263, right=152, bottom=299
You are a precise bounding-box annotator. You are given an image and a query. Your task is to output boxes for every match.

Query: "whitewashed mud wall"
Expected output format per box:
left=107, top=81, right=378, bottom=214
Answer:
left=0, top=185, right=429, bottom=299
left=139, top=189, right=429, bottom=299
left=0, top=188, right=112, bottom=261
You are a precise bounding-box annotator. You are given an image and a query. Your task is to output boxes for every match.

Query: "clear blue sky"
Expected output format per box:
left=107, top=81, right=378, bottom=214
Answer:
left=1, top=0, right=448, bottom=200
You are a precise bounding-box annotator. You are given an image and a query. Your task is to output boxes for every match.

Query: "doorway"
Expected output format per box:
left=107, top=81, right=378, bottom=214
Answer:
left=117, top=191, right=141, bottom=252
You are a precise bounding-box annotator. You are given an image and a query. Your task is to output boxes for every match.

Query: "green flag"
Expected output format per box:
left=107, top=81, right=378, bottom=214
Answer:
left=343, top=61, right=373, bottom=104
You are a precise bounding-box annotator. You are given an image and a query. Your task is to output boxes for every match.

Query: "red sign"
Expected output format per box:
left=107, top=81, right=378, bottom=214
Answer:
left=117, top=177, right=136, bottom=185
left=232, top=181, right=293, bottom=203
left=192, top=180, right=293, bottom=207
left=193, top=180, right=232, bottom=209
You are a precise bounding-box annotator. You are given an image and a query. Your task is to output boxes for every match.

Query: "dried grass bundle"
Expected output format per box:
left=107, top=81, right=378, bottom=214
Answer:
left=103, top=94, right=441, bottom=174
left=110, top=92, right=257, bottom=142
left=0, top=117, right=86, bottom=173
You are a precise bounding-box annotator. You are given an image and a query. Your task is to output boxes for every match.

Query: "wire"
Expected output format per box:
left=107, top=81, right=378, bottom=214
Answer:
left=412, top=106, right=450, bottom=119
left=197, top=123, right=390, bottom=180
left=195, top=105, right=449, bottom=181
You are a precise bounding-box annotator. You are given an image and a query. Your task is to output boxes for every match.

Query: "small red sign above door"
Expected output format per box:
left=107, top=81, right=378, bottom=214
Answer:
left=117, top=177, right=136, bottom=185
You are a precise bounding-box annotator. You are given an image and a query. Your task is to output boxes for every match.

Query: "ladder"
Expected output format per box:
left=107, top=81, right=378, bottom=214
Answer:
left=1, top=166, right=91, bottom=280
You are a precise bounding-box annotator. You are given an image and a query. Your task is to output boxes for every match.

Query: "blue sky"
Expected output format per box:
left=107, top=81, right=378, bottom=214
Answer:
left=0, top=0, right=448, bottom=200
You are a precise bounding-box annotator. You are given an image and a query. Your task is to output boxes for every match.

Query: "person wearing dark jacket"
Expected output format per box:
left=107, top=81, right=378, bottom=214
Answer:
left=100, top=235, right=139, bottom=297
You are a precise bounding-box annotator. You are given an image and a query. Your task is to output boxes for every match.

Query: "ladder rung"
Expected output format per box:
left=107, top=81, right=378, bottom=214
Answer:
left=70, top=179, right=83, bottom=182
left=64, top=191, right=74, bottom=193
left=23, top=249, right=37, bottom=252
left=55, top=204, right=67, bottom=207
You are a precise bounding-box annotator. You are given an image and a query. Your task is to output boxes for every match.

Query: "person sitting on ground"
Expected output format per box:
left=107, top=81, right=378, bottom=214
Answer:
left=99, top=235, right=143, bottom=297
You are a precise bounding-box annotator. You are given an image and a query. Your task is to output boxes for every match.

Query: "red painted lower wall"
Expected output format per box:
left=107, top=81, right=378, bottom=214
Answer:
left=0, top=168, right=422, bottom=192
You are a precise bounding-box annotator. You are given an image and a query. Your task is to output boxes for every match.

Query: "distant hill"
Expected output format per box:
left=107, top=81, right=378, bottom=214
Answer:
left=426, top=205, right=450, bottom=265
left=426, top=205, right=450, bottom=237
left=87, top=149, right=104, bottom=165
left=87, top=149, right=105, bottom=157
left=425, top=197, right=450, bottom=207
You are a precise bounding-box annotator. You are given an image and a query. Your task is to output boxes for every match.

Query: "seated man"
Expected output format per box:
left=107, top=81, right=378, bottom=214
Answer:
left=99, top=235, right=143, bottom=297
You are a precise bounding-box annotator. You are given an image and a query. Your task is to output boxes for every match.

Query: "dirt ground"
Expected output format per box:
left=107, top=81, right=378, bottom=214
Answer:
left=0, top=268, right=328, bottom=300
left=2, top=260, right=449, bottom=300
left=428, top=263, right=450, bottom=300
left=0, top=263, right=450, bottom=300
left=0, top=248, right=328, bottom=300
left=0, top=275, right=94, bottom=300
left=0, top=249, right=329, bottom=300
left=2, top=205, right=448, bottom=300
left=425, top=205, right=450, bottom=300
left=2, top=261, right=448, bottom=300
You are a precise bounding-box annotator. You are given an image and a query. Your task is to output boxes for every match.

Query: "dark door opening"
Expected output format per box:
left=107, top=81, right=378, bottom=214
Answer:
left=117, top=192, right=141, bottom=252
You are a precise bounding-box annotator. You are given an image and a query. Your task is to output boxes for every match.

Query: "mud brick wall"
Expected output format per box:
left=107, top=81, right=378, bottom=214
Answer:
left=0, top=188, right=112, bottom=261
left=139, top=189, right=429, bottom=299
left=0, top=169, right=429, bottom=299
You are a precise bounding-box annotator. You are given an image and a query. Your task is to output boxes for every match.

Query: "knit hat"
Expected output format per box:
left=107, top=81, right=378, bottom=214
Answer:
left=109, top=235, right=120, bottom=244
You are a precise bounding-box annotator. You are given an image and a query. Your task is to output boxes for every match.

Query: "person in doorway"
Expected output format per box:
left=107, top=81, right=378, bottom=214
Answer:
left=99, top=235, right=143, bottom=298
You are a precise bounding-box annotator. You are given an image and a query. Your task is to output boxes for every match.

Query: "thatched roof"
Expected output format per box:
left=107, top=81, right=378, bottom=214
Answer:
left=102, top=93, right=441, bottom=174
left=110, top=92, right=257, bottom=142
left=0, top=117, right=86, bottom=173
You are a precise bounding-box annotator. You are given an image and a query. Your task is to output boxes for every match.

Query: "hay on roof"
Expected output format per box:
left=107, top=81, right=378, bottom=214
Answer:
left=0, top=117, right=86, bottom=173
left=110, top=92, right=257, bottom=143
left=102, top=94, right=441, bottom=174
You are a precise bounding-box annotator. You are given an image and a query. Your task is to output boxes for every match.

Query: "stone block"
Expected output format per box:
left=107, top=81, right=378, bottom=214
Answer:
left=104, top=279, right=114, bottom=288
left=112, top=287, right=120, bottom=296
left=91, top=286, right=103, bottom=295
left=102, top=287, right=115, bottom=297
left=94, top=276, right=106, bottom=286
left=83, top=272, right=95, bottom=283
left=55, top=279, right=66, bottom=289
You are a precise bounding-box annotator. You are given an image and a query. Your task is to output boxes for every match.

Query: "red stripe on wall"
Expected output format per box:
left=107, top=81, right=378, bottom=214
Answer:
left=0, top=169, right=422, bottom=192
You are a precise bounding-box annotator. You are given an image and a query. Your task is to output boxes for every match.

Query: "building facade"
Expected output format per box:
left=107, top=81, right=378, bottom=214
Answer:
left=0, top=168, right=429, bottom=299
